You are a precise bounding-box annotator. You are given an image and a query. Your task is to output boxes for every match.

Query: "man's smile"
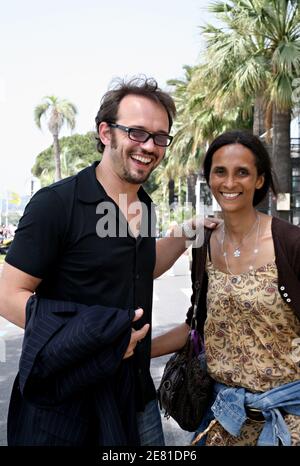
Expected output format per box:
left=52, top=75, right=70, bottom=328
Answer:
left=130, top=153, right=152, bottom=165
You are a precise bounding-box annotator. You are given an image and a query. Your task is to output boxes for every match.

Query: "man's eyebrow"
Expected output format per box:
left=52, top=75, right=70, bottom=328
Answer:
left=212, top=165, right=250, bottom=169
left=131, top=125, right=169, bottom=134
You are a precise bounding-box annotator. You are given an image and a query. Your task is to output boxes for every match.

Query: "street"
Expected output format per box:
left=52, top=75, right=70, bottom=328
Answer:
left=151, top=259, right=194, bottom=446
left=0, top=257, right=194, bottom=446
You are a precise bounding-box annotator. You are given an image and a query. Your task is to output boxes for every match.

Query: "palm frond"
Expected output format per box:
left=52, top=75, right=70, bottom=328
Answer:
left=34, top=102, right=50, bottom=128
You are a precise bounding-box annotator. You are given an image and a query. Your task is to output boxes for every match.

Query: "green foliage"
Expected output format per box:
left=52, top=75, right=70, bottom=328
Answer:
left=7, top=212, right=21, bottom=225
left=203, top=0, right=300, bottom=112
left=32, top=132, right=100, bottom=186
left=142, top=173, right=159, bottom=196
left=34, top=95, right=78, bottom=181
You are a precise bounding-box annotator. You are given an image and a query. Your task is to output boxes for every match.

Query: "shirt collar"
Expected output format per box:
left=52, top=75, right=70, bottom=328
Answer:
left=77, top=161, right=153, bottom=206
left=77, top=161, right=106, bottom=203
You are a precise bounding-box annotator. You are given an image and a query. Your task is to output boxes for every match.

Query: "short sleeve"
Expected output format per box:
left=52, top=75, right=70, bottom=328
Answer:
left=5, top=188, right=67, bottom=278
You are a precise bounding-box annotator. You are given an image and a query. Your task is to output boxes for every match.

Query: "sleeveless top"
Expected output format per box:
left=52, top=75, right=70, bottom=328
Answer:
left=204, top=260, right=300, bottom=445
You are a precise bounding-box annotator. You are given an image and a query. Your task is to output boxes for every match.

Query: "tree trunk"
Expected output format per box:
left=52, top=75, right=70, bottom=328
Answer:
left=186, top=173, right=197, bottom=209
left=168, top=179, right=175, bottom=206
left=53, top=133, right=62, bottom=181
left=253, top=95, right=266, bottom=137
left=272, top=107, right=291, bottom=222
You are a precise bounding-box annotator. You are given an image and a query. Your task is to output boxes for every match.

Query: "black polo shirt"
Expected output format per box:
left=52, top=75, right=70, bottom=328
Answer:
left=6, top=162, right=157, bottom=409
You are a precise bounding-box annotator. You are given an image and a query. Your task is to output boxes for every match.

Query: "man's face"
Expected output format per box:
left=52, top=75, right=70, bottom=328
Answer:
left=103, top=94, right=170, bottom=184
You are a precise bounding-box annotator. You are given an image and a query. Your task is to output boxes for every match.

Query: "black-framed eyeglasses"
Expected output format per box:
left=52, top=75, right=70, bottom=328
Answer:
left=108, top=123, right=173, bottom=147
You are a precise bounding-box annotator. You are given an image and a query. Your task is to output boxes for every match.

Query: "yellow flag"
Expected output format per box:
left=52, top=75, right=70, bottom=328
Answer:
left=9, top=191, right=21, bottom=206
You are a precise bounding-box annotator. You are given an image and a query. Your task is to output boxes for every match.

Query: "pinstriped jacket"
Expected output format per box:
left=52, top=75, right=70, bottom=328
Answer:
left=7, top=295, right=140, bottom=446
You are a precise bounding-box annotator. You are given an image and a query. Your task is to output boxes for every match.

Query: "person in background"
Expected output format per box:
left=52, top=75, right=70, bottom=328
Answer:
left=152, top=130, right=300, bottom=446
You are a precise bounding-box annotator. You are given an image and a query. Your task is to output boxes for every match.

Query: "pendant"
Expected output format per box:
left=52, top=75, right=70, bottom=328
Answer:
left=233, top=248, right=241, bottom=257
left=253, top=248, right=258, bottom=254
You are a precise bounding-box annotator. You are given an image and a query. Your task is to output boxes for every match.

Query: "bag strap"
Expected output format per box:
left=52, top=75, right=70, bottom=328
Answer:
left=191, top=254, right=201, bottom=330
left=191, top=228, right=211, bottom=330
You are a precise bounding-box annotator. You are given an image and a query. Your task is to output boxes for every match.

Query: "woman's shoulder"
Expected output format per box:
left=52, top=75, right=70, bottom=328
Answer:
left=272, top=216, right=300, bottom=252
left=272, top=216, right=300, bottom=236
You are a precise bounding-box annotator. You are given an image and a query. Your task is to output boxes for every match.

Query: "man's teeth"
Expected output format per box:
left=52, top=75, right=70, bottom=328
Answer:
left=131, top=154, right=151, bottom=164
left=222, top=193, right=240, bottom=198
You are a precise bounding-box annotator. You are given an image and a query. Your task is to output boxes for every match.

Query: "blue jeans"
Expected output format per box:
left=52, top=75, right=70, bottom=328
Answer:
left=137, top=399, right=165, bottom=446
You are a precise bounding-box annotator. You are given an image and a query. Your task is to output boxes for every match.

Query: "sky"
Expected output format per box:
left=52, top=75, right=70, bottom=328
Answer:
left=0, top=0, right=218, bottom=195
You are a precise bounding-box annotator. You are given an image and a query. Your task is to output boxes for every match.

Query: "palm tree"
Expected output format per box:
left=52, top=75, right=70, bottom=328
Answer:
left=199, top=0, right=300, bottom=220
left=34, top=96, right=77, bottom=181
left=166, top=65, right=251, bottom=207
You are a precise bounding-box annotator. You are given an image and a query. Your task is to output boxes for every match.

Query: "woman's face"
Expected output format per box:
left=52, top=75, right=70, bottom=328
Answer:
left=209, top=143, right=264, bottom=213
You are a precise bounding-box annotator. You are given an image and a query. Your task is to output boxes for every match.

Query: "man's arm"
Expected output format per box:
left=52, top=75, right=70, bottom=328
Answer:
left=0, top=189, right=66, bottom=328
left=151, top=323, right=190, bottom=358
left=0, top=262, right=41, bottom=328
left=154, top=217, right=218, bottom=279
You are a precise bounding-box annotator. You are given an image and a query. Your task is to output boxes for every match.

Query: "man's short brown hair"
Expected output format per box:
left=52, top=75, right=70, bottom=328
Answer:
left=95, top=76, right=176, bottom=153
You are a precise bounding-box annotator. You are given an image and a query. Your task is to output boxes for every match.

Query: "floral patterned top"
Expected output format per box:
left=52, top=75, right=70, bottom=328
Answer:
left=203, top=259, right=300, bottom=446
left=205, top=259, right=300, bottom=392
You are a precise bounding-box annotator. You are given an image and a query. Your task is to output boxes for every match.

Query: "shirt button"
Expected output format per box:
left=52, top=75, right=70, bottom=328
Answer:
left=287, top=298, right=291, bottom=303
left=283, top=293, right=288, bottom=297
left=136, top=274, right=140, bottom=279
left=280, top=286, right=285, bottom=291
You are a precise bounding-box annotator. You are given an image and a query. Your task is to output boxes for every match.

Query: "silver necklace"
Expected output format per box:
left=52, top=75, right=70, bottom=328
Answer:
left=222, top=214, right=259, bottom=258
left=222, top=215, right=260, bottom=275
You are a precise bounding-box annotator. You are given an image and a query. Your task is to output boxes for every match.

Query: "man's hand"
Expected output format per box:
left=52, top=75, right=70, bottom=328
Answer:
left=182, top=215, right=221, bottom=238
left=123, top=308, right=150, bottom=359
left=204, top=216, right=221, bottom=229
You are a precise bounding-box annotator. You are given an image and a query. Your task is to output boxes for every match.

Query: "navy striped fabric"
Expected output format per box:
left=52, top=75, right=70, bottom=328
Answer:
left=8, top=295, right=140, bottom=445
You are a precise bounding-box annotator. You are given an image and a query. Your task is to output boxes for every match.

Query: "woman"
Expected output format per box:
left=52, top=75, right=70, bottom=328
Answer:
left=152, top=130, right=300, bottom=446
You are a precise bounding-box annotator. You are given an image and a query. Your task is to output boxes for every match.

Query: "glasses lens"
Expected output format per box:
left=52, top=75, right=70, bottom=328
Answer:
left=128, top=127, right=172, bottom=147
left=154, top=134, right=171, bottom=147
left=129, top=128, right=149, bottom=142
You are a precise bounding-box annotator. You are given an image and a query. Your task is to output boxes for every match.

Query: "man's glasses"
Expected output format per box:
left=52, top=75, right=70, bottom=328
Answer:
left=108, top=123, right=173, bottom=147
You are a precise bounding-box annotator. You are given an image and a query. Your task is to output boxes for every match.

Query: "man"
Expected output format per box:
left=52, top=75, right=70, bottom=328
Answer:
left=0, top=77, right=214, bottom=446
